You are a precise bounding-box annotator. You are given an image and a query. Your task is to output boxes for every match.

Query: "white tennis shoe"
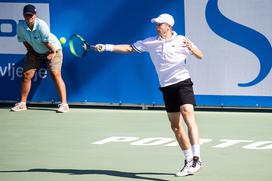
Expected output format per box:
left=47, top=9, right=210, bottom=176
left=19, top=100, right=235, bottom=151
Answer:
left=10, top=102, right=27, bottom=112
left=176, top=157, right=202, bottom=177
left=175, top=160, right=192, bottom=177
left=189, top=156, right=202, bottom=175
left=57, top=103, right=70, bottom=113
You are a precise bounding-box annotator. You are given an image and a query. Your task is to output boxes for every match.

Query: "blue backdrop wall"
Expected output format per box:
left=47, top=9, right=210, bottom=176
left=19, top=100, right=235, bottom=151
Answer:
left=0, top=0, right=271, bottom=107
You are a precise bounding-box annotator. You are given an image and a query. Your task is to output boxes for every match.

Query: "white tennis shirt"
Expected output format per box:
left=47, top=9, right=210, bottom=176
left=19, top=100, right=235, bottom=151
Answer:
left=132, top=31, right=196, bottom=87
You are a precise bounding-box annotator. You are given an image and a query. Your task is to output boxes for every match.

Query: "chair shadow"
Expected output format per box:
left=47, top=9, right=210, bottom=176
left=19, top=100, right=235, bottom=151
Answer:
left=0, top=168, right=175, bottom=181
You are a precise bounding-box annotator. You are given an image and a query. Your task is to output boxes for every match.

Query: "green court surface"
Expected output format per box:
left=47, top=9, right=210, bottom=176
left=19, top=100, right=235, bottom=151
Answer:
left=0, top=107, right=271, bottom=181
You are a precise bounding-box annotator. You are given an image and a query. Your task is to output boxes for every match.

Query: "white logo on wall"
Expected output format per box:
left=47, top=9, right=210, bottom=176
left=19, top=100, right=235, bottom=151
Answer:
left=185, top=0, right=272, bottom=96
left=0, top=63, right=47, bottom=81
left=0, top=3, right=50, bottom=54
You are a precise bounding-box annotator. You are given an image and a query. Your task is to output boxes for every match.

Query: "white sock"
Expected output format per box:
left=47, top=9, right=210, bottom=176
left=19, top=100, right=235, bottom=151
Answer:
left=20, top=101, right=26, bottom=104
left=192, top=144, right=200, bottom=158
left=183, top=149, right=193, bottom=161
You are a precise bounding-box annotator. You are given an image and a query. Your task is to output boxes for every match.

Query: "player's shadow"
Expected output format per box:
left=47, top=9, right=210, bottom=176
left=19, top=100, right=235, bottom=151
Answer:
left=0, top=168, right=175, bottom=181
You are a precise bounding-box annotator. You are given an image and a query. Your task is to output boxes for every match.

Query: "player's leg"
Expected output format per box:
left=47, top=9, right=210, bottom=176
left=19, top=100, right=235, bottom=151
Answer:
left=174, top=78, right=202, bottom=175
left=160, top=83, right=194, bottom=176
left=50, top=70, right=67, bottom=102
left=21, top=69, right=36, bottom=102
left=11, top=53, right=39, bottom=112
left=180, top=104, right=199, bottom=147
left=168, top=112, right=191, bottom=152
left=177, top=79, right=201, bottom=159
left=47, top=50, right=69, bottom=113
left=180, top=104, right=202, bottom=174
left=167, top=112, right=193, bottom=176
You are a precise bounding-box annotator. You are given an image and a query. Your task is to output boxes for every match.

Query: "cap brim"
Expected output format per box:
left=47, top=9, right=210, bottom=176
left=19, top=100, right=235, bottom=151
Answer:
left=24, top=12, right=35, bottom=15
left=151, top=18, right=163, bottom=24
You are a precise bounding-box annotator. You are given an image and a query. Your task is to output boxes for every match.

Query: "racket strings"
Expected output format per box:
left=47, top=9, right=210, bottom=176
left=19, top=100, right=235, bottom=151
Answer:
left=70, top=36, right=87, bottom=58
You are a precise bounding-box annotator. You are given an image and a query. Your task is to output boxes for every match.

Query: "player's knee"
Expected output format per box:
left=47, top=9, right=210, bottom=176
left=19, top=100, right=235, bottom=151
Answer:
left=181, top=108, right=192, bottom=119
left=50, top=71, right=61, bottom=80
left=170, top=123, right=181, bottom=133
left=23, top=71, right=34, bottom=80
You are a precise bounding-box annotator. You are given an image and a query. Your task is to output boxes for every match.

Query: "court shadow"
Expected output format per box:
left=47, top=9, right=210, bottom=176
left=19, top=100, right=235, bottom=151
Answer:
left=0, top=168, right=174, bottom=181
left=27, top=107, right=57, bottom=112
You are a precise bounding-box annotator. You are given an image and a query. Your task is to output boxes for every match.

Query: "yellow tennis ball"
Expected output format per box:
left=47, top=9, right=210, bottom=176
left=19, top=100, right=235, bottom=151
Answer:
left=59, top=37, right=66, bottom=44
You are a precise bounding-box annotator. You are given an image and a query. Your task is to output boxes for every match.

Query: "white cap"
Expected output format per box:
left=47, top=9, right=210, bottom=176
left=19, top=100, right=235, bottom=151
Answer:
left=151, top=13, right=175, bottom=27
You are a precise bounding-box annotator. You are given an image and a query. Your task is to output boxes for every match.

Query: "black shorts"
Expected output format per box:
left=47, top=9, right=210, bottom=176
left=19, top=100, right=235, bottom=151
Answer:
left=159, top=78, right=196, bottom=112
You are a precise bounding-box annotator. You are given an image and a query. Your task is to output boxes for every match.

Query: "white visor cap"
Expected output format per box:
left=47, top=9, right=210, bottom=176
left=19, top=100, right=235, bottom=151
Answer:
left=151, top=13, right=175, bottom=27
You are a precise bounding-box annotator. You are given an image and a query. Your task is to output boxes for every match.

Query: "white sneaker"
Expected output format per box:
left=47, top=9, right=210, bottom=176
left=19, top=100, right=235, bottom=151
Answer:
left=189, top=156, right=202, bottom=174
left=57, top=103, right=69, bottom=113
left=175, top=160, right=193, bottom=177
left=10, top=102, right=27, bottom=112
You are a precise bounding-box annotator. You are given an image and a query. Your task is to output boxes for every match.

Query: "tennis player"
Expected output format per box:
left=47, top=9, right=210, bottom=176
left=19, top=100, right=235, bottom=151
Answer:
left=11, top=4, right=69, bottom=113
left=95, top=13, right=203, bottom=176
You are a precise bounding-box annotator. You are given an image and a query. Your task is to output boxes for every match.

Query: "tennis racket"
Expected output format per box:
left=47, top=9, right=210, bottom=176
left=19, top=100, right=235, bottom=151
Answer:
left=69, top=34, right=96, bottom=58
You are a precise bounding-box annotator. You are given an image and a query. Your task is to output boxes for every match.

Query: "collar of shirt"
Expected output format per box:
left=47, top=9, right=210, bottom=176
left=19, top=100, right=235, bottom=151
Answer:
left=156, top=31, right=177, bottom=42
left=25, top=19, right=38, bottom=32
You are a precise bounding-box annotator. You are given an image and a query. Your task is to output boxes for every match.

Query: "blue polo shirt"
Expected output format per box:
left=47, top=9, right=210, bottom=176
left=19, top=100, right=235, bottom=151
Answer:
left=17, top=18, right=61, bottom=54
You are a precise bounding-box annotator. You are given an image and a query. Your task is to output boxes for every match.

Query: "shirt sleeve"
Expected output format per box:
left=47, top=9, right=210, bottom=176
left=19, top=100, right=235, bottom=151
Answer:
left=16, top=22, right=25, bottom=42
left=132, top=39, right=149, bottom=53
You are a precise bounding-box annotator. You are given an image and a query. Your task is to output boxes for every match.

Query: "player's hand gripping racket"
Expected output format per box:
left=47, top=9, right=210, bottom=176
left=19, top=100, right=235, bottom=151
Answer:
left=69, top=34, right=102, bottom=58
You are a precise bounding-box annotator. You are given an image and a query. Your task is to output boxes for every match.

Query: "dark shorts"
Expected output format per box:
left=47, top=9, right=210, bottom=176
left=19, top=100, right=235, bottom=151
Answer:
left=23, top=49, right=63, bottom=72
left=159, top=78, right=196, bottom=112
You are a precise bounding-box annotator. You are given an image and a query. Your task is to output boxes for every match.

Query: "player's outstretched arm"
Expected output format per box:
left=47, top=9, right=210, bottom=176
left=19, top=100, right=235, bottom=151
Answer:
left=95, top=44, right=135, bottom=53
